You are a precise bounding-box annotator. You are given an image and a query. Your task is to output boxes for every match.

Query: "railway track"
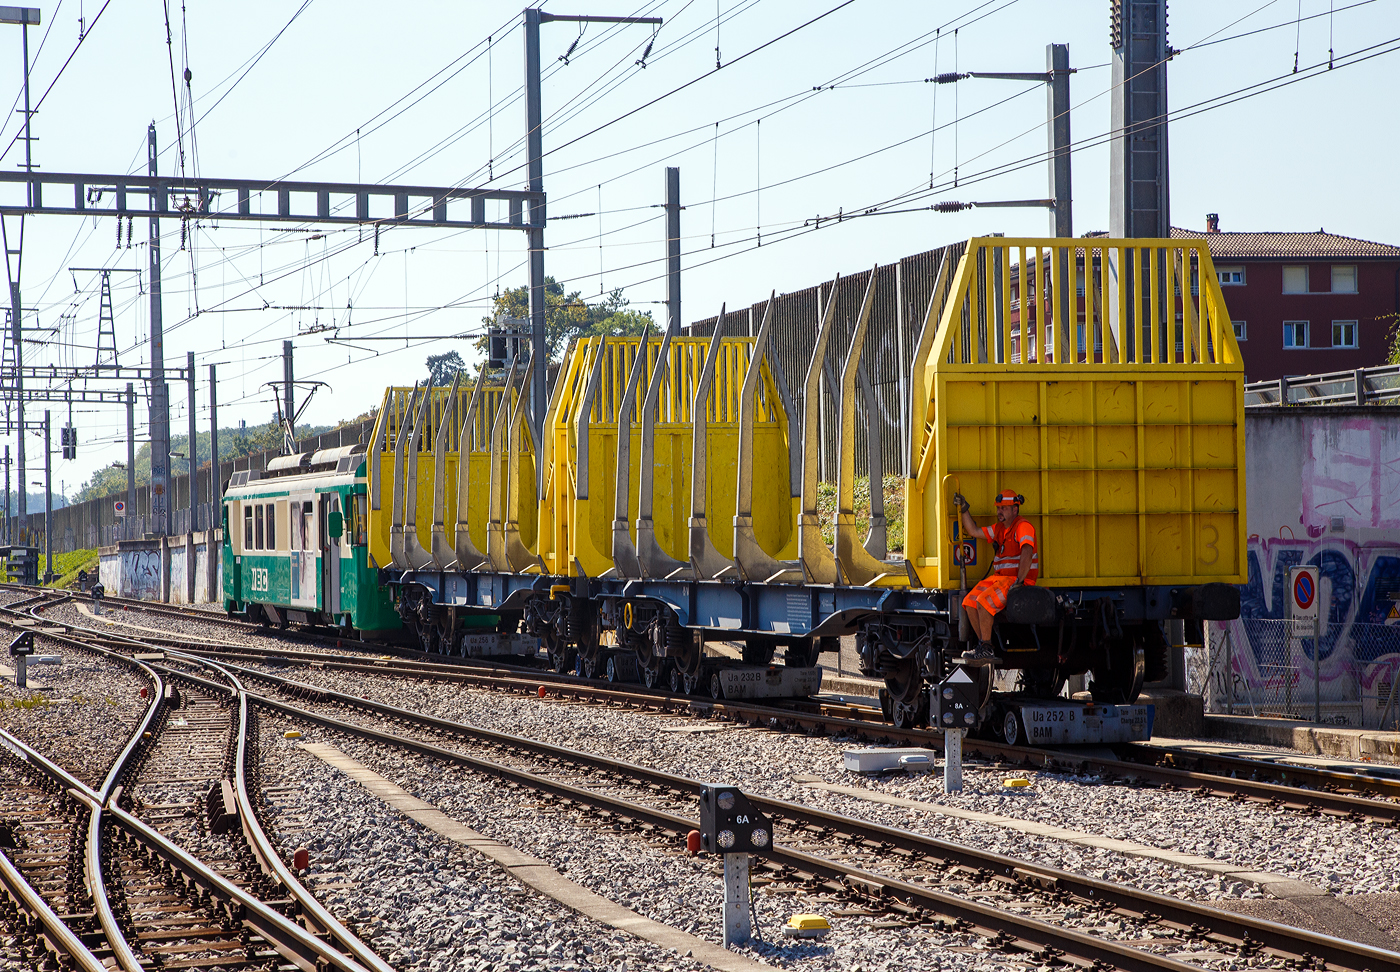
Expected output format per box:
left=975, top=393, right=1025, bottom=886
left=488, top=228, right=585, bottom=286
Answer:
left=17, top=583, right=1400, bottom=826
left=177, top=653, right=1400, bottom=972
left=16, top=588, right=1400, bottom=970
left=0, top=594, right=393, bottom=972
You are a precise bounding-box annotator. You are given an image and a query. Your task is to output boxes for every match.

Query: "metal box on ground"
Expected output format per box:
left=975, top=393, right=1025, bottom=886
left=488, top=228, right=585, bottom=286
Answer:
left=843, top=747, right=940, bottom=773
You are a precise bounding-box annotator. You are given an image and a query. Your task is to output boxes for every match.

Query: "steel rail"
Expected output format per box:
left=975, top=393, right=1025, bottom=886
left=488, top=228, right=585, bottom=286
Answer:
left=0, top=719, right=379, bottom=972
left=158, top=665, right=1206, bottom=972
left=0, top=609, right=385, bottom=972
left=18, top=587, right=1400, bottom=819
left=173, top=642, right=1400, bottom=822
left=0, top=843, right=107, bottom=972
left=156, top=655, right=1400, bottom=972
left=198, top=655, right=398, bottom=972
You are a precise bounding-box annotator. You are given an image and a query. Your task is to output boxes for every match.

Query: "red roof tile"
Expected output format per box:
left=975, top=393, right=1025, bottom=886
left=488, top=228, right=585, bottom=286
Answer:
left=1169, top=227, right=1400, bottom=259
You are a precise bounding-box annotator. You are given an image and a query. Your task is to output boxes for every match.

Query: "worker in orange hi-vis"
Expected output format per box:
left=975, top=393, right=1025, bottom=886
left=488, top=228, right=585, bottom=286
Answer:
left=951, top=489, right=1038, bottom=666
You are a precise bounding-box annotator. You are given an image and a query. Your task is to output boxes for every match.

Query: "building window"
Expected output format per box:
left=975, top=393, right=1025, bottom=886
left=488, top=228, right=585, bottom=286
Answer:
left=1332, top=320, right=1358, bottom=348
left=1331, top=265, right=1357, bottom=294
left=1233, top=320, right=1247, bottom=341
left=1282, top=266, right=1309, bottom=294
left=1216, top=266, right=1245, bottom=286
left=1283, top=320, right=1309, bottom=349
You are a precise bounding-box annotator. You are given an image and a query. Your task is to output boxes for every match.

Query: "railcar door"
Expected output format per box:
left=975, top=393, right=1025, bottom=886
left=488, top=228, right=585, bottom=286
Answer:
left=320, top=493, right=342, bottom=617
left=290, top=498, right=318, bottom=609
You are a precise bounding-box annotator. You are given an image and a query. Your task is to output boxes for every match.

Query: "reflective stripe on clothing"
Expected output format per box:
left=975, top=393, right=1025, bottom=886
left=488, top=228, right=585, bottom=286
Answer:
left=977, top=516, right=1038, bottom=582
left=962, top=575, right=1016, bottom=616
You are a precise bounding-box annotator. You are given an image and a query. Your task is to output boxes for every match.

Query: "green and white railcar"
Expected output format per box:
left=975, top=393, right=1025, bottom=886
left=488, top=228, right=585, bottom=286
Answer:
left=221, top=445, right=400, bottom=635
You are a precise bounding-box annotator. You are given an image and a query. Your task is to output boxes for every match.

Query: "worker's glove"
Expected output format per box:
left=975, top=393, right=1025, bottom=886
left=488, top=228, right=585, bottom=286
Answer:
left=952, top=492, right=969, bottom=513
left=1011, top=581, right=1024, bottom=590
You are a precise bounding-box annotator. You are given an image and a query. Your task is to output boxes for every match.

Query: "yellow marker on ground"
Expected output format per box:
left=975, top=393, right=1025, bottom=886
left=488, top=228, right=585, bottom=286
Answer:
left=284, top=730, right=303, bottom=739
left=1003, top=777, right=1032, bottom=788
left=783, top=915, right=830, bottom=939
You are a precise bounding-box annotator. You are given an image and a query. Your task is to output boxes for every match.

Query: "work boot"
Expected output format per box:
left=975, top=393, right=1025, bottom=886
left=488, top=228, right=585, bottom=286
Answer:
left=960, top=641, right=997, bottom=667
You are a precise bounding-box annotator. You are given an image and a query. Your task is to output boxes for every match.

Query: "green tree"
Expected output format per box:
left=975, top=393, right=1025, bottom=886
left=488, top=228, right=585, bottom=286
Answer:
left=482, top=281, right=653, bottom=359
left=1385, top=312, right=1400, bottom=365
left=426, top=350, right=467, bottom=386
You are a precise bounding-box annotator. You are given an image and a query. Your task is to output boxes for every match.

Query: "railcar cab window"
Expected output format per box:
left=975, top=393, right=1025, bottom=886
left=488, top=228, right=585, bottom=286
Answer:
left=255, top=505, right=265, bottom=550
left=353, top=493, right=368, bottom=546
left=244, top=506, right=253, bottom=550
left=266, top=503, right=277, bottom=550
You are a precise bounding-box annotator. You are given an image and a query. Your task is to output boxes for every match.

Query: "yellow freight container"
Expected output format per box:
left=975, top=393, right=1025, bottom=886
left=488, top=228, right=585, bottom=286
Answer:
left=905, top=237, right=1247, bottom=589
left=367, top=374, right=534, bottom=574
left=538, top=329, right=797, bottom=578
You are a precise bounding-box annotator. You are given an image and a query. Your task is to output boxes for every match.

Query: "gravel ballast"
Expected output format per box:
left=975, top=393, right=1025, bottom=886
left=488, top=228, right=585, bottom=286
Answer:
left=0, top=636, right=151, bottom=787
left=261, top=716, right=1056, bottom=972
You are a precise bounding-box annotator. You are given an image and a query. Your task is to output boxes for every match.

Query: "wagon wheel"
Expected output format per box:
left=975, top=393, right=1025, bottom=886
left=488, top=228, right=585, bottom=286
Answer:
left=741, top=637, right=776, bottom=666
left=642, top=659, right=669, bottom=690
left=1090, top=631, right=1146, bottom=705
left=570, top=608, right=601, bottom=676
left=673, top=628, right=704, bottom=678
left=433, top=616, right=455, bottom=656
left=885, top=657, right=928, bottom=730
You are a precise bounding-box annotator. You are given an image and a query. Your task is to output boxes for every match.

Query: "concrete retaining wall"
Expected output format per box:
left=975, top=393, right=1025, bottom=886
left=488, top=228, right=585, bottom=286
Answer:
left=98, top=530, right=223, bottom=605
left=1196, top=407, right=1400, bottom=727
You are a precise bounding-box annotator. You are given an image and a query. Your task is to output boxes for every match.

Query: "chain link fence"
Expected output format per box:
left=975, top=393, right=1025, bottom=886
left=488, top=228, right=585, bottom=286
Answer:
left=1192, top=618, right=1400, bottom=728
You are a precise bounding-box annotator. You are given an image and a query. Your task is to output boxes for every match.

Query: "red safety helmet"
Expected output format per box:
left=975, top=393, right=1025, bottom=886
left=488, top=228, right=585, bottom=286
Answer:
left=994, top=489, right=1024, bottom=508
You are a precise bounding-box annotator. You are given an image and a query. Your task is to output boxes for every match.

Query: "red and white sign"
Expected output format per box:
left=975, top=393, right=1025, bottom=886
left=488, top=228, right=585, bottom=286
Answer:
left=1288, top=565, right=1320, bottom=636
left=113, top=500, right=126, bottom=517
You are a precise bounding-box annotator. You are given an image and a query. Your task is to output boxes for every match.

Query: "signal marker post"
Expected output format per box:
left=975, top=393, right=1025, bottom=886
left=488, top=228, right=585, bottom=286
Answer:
left=944, top=728, right=964, bottom=793
left=937, top=667, right=980, bottom=793
left=699, top=785, right=773, bottom=947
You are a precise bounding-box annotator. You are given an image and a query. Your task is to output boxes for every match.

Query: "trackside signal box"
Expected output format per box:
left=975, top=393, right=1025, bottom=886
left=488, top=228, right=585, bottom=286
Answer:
left=698, top=785, right=773, bottom=856
left=936, top=666, right=980, bottom=730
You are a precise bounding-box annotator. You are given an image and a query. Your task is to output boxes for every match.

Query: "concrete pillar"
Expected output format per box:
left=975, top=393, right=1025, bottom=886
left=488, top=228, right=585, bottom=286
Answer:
left=160, top=536, right=171, bottom=603
left=185, top=532, right=196, bottom=604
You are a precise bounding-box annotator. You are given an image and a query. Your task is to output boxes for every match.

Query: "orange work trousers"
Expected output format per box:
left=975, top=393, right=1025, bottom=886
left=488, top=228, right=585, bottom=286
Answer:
left=961, top=574, right=1018, bottom=616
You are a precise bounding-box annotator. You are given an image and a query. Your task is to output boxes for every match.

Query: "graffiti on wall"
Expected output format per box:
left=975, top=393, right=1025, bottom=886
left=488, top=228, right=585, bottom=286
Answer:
left=1301, top=417, right=1400, bottom=534
left=121, top=548, right=162, bottom=600
left=1207, top=534, right=1400, bottom=724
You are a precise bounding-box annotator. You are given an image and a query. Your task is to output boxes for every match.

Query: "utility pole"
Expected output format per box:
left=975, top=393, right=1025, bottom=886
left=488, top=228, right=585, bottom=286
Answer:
left=524, top=9, right=662, bottom=445
left=524, top=7, right=547, bottom=440
left=187, top=351, right=197, bottom=531
left=147, top=123, right=171, bottom=536
left=1047, top=43, right=1073, bottom=238
left=665, top=167, right=681, bottom=333
left=126, top=382, right=136, bottom=533
left=1110, top=0, right=1170, bottom=238
left=209, top=364, right=219, bottom=522
left=0, top=8, right=39, bottom=546
left=42, top=409, right=50, bottom=581
left=282, top=340, right=295, bottom=446
left=2, top=444, right=9, bottom=544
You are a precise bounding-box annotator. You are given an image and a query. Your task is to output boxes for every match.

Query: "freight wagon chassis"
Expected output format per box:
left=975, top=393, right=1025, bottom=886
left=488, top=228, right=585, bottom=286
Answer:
left=388, top=568, right=1237, bottom=731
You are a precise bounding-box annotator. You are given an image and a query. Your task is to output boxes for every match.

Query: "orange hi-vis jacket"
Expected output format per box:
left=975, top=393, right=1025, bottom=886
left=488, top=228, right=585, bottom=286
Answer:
left=976, top=516, right=1039, bottom=583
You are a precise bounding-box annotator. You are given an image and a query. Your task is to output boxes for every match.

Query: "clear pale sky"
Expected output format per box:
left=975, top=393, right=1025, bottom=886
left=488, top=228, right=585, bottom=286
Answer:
left=3, top=0, right=1397, bottom=498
